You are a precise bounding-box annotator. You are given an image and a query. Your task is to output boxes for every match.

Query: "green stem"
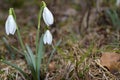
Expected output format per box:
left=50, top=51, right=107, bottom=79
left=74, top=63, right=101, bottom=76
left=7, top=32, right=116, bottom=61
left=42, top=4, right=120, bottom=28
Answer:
left=36, top=6, right=44, bottom=54
left=16, top=27, right=26, bottom=51
left=9, top=8, right=12, bottom=15
left=41, top=1, right=46, bottom=7
left=9, top=8, right=16, bottom=20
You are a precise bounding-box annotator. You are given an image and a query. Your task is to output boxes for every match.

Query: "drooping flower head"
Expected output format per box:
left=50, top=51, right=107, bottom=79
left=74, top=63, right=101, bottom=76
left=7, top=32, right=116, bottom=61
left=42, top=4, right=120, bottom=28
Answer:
left=5, top=8, right=17, bottom=35
left=42, top=7, right=54, bottom=26
left=5, top=15, right=17, bottom=35
left=43, top=30, right=52, bottom=45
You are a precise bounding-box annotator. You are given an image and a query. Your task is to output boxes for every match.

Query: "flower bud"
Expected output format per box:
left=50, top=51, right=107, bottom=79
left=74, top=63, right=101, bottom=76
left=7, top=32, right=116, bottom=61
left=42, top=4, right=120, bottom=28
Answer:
left=43, top=7, right=54, bottom=26
left=5, top=15, right=17, bottom=35
left=43, top=30, right=52, bottom=45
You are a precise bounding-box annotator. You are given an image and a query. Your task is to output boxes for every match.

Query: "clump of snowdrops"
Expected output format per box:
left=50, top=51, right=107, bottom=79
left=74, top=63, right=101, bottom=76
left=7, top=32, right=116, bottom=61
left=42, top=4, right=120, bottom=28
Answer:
left=1, top=1, right=61, bottom=80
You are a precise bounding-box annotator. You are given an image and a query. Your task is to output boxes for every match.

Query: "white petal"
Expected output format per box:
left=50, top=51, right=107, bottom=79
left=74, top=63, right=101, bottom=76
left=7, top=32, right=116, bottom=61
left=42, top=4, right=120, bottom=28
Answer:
left=11, top=25, right=16, bottom=35
left=43, top=30, right=52, bottom=45
left=43, top=7, right=54, bottom=26
left=5, top=16, right=10, bottom=35
left=43, top=33, right=47, bottom=44
left=9, top=15, right=16, bottom=34
left=47, top=30, right=52, bottom=44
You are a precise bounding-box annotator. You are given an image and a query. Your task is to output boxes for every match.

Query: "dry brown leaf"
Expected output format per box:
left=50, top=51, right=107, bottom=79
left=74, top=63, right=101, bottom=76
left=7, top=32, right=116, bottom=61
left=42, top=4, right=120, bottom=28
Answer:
left=100, top=52, right=120, bottom=74
left=48, top=61, right=56, bottom=72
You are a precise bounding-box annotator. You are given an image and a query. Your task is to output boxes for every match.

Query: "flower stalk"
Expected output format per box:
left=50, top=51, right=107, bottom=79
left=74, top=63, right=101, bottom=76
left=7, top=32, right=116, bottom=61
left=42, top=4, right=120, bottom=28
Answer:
left=36, top=1, right=46, bottom=53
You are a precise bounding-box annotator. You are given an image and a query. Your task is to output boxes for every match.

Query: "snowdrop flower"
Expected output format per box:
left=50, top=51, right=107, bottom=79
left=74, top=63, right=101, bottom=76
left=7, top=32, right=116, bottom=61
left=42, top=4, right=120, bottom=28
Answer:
left=43, top=7, right=54, bottom=26
left=5, top=15, right=17, bottom=35
left=116, top=0, right=120, bottom=6
left=43, top=30, right=52, bottom=45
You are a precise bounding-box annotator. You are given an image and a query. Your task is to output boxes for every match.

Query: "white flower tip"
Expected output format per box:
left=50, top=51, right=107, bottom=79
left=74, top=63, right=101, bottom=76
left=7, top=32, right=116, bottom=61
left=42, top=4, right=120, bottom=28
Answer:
left=43, top=30, right=53, bottom=45
left=43, top=7, right=54, bottom=26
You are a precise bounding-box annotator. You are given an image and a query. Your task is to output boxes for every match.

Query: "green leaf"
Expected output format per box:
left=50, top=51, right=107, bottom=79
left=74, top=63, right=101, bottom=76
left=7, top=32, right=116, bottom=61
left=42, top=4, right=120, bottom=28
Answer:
left=11, top=46, right=23, bottom=55
left=36, top=35, right=44, bottom=80
left=26, top=44, right=36, bottom=71
left=23, top=46, right=37, bottom=80
left=24, top=53, right=37, bottom=80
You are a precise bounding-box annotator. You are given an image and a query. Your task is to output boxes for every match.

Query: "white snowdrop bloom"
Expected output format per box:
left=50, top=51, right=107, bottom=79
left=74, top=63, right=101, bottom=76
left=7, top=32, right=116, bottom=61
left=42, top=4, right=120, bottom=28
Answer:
left=43, top=7, right=54, bottom=26
left=116, top=0, right=120, bottom=6
left=43, top=30, right=52, bottom=45
left=5, top=15, right=17, bottom=35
